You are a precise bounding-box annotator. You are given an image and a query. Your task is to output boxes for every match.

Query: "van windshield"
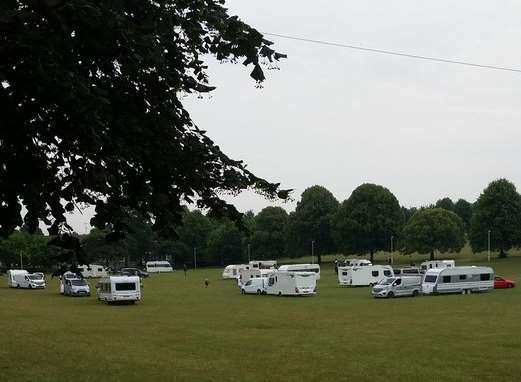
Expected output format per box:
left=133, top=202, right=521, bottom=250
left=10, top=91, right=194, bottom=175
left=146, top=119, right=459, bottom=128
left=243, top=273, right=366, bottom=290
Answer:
left=71, top=279, right=87, bottom=286
left=115, top=282, right=136, bottom=291
left=379, top=278, right=395, bottom=285
left=27, top=275, right=41, bottom=280
left=424, top=275, right=437, bottom=283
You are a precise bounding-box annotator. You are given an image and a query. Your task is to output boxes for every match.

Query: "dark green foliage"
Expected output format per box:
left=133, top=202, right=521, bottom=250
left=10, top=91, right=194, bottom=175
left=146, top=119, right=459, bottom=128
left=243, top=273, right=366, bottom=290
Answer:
left=286, top=186, right=339, bottom=262
left=172, top=209, right=213, bottom=266
left=435, top=197, right=455, bottom=211
left=206, top=220, right=245, bottom=266
left=250, top=206, right=288, bottom=260
left=470, top=179, right=521, bottom=257
left=334, top=184, right=403, bottom=262
left=453, top=198, right=473, bottom=232
left=0, top=0, right=288, bottom=240
left=0, top=231, right=50, bottom=269
left=403, top=208, right=465, bottom=260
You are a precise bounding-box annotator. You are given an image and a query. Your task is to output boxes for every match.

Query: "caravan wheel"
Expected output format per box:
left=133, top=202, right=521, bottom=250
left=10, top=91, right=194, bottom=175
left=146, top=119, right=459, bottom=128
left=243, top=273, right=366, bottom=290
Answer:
left=278, top=291, right=282, bottom=296
left=256, top=289, right=261, bottom=295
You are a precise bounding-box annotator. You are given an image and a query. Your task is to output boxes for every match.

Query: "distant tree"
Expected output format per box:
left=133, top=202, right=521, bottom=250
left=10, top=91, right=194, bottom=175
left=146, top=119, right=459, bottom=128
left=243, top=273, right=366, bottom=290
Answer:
left=401, top=206, right=418, bottom=225
left=333, top=184, right=403, bottom=263
left=470, top=179, right=521, bottom=258
left=286, top=186, right=339, bottom=263
left=435, top=197, right=455, bottom=211
left=250, top=207, right=288, bottom=260
left=453, top=199, right=473, bottom=233
left=403, top=208, right=465, bottom=260
left=173, top=210, right=213, bottom=267
left=82, top=228, right=125, bottom=266
left=206, top=221, right=245, bottom=266
left=0, top=231, right=49, bottom=268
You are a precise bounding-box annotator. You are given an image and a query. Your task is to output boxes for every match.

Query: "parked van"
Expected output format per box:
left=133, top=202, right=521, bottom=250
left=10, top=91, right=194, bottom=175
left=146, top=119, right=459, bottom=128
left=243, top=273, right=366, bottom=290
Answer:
left=420, top=260, right=455, bottom=273
left=78, top=264, right=108, bottom=278
left=422, top=266, right=494, bottom=295
left=240, top=278, right=267, bottom=295
left=265, top=271, right=317, bottom=296
left=64, top=278, right=91, bottom=297
left=278, top=264, right=321, bottom=280
left=338, top=265, right=393, bottom=286
left=249, top=260, right=277, bottom=269
left=96, top=276, right=141, bottom=304
left=238, top=268, right=272, bottom=285
left=59, top=271, right=81, bottom=294
left=372, top=275, right=422, bottom=298
left=145, top=261, right=173, bottom=273
left=222, top=264, right=250, bottom=279
left=7, top=269, right=46, bottom=289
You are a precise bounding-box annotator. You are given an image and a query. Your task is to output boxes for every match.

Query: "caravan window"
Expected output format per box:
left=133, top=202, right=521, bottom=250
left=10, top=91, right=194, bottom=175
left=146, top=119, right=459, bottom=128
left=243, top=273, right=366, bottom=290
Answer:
left=424, top=275, right=437, bottom=283
left=383, top=270, right=392, bottom=277
left=98, top=267, right=103, bottom=272
left=372, top=271, right=379, bottom=277
left=459, top=275, right=467, bottom=280
left=342, top=271, right=347, bottom=276
left=480, top=274, right=491, bottom=281
left=442, top=276, right=451, bottom=283
left=268, top=278, right=275, bottom=286
left=115, top=283, right=136, bottom=291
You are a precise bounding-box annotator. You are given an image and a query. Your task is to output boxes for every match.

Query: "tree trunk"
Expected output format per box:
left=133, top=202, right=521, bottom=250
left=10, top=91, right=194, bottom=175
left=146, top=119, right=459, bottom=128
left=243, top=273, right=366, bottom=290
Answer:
left=429, top=250, right=435, bottom=261
left=499, top=248, right=507, bottom=258
left=369, top=250, right=374, bottom=263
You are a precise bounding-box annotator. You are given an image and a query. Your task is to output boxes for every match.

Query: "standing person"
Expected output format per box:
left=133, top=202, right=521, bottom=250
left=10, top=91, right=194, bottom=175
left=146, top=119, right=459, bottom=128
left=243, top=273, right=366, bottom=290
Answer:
left=334, top=259, right=339, bottom=274
left=183, top=263, right=187, bottom=278
left=204, top=279, right=209, bottom=288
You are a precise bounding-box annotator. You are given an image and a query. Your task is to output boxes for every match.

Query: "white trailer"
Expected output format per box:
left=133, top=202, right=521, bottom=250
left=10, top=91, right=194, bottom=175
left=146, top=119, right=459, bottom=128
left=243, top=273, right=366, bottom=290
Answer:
left=266, top=271, right=317, bottom=296
left=278, top=264, right=321, bottom=280
left=347, top=259, right=372, bottom=267
left=249, top=260, right=277, bottom=269
left=422, top=266, right=494, bottom=295
left=145, top=261, right=173, bottom=273
left=78, top=264, right=109, bottom=278
left=420, top=260, right=455, bottom=273
left=222, top=264, right=250, bottom=279
left=338, top=265, right=394, bottom=286
left=7, top=270, right=46, bottom=289
left=96, top=276, right=141, bottom=304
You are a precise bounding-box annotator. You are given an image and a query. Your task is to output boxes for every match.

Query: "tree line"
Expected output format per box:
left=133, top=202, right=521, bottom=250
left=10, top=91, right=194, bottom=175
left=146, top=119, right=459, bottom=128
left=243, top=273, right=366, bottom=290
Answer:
left=1, top=178, right=521, bottom=270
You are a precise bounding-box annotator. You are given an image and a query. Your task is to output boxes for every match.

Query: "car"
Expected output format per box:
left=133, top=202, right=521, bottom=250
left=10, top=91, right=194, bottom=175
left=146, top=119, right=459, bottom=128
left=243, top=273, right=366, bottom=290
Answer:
left=494, top=276, right=515, bottom=289
left=120, top=268, right=149, bottom=278
left=240, top=278, right=266, bottom=295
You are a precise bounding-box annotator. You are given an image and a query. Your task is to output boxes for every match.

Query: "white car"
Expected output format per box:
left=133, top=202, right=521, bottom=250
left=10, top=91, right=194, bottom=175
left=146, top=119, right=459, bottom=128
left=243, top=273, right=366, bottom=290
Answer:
left=240, top=278, right=266, bottom=295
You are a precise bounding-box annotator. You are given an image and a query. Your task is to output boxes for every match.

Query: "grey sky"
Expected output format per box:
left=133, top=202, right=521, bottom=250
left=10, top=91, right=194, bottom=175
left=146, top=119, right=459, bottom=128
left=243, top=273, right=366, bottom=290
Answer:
left=68, top=0, right=521, bottom=233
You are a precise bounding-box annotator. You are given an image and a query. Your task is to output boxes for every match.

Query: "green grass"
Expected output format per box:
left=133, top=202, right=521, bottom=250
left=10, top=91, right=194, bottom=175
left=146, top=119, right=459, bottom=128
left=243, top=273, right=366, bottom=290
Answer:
left=1, top=254, right=521, bottom=382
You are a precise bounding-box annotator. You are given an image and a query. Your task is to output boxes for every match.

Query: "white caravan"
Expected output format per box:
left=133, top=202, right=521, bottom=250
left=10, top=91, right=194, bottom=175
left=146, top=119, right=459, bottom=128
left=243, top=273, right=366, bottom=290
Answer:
left=278, top=264, right=321, bottom=280
left=145, top=261, right=173, bottom=273
left=338, top=265, right=394, bottom=286
left=420, top=260, right=455, bottom=273
left=347, top=259, right=372, bottom=267
left=249, top=260, right=277, bottom=269
left=78, top=264, right=108, bottom=278
left=238, top=268, right=272, bottom=285
left=422, top=266, right=494, bottom=295
left=96, top=276, right=141, bottom=304
left=7, top=270, right=46, bottom=289
left=266, top=271, right=317, bottom=296
left=222, top=264, right=250, bottom=279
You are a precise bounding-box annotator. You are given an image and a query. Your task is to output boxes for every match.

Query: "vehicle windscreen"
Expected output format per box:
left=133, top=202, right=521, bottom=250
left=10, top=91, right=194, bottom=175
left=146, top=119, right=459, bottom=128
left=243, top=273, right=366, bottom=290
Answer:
left=378, top=278, right=395, bottom=285
left=71, top=279, right=87, bottom=286
left=424, top=275, right=437, bottom=283
left=27, top=275, right=41, bottom=280
left=115, top=282, right=136, bottom=291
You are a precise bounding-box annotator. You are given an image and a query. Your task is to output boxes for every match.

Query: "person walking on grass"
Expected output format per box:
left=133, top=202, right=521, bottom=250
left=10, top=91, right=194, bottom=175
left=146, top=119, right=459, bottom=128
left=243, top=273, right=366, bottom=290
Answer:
left=183, top=263, right=187, bottom=278
left=204, top=279, right=209, bottom=288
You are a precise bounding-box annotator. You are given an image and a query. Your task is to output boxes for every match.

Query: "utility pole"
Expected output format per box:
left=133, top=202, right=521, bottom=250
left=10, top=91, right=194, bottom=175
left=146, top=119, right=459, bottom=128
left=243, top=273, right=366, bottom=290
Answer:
left=390, top=235, right=394, bottom=265
left=311, top=240, right=315, bottom=264
left=487, top=230, right=491, bottom=263
left=193, top=247, right=197, bottom=270
left=20, top=250, right=23, bottom=269
left=247, top=243, right=251, bottom=262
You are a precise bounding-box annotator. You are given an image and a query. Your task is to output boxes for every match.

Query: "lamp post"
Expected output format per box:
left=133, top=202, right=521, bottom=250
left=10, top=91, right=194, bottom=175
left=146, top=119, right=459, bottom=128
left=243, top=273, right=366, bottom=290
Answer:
left=487, top=230, right=491, bottom=263
left=390, top=235, right=394, bottom=265
left=247, top=243, right=251, bottom=262
left=311, top=240, right=315, bottom=264
left=193, top=247, right=197, bottom=270
left=20, top=250, right=23, bottom=270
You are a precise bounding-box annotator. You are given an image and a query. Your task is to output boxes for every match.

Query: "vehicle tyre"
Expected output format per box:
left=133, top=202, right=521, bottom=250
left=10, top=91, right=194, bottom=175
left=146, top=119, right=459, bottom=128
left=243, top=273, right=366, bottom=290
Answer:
left=16, top=284, right=20, bottom=288
left=28, top=284, right=32, bottom=289
left=412, top=290, right=419, bottom=297
left=388, top=291, right=394, bottom=298
left=508, top=284, right=513, bottom=288
left=278, top=291, right=282, bottom=296
left=256, top=289, right=261, bottom=295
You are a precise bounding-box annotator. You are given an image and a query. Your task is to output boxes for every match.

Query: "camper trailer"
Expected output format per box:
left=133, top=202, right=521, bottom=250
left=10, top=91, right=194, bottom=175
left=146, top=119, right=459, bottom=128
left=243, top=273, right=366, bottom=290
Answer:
left=422, top=266, right=494, bottom=295
left=278, top=264, right=321, bottom=280
left=265, top=271, right=317, bottom=296
left=222, top=264, right=250, bottom=279
left=238, top=268, right=272, bottom=285
left=78, top=264, right=108, bottom=278
left=145, top=261, right=173, bottom=273
left=7, top=269, right=46, bottom=289
left=420, top=260, right=455, bottom=273
left=96, top=276, right=141, bottom=304
left=338, top=265, right=393, bottom=286
left=248, top=260, right=277, bottom=269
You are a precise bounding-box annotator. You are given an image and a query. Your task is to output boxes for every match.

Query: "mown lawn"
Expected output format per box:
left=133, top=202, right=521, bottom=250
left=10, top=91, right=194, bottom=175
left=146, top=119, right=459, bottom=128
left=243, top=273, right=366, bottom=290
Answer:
left=1, top=254, right=520, bottom=382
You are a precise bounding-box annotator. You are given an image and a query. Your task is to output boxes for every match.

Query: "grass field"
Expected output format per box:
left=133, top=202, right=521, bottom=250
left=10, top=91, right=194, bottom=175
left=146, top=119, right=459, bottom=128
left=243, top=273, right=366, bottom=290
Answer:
left=1, top=253, right=521, bottom=382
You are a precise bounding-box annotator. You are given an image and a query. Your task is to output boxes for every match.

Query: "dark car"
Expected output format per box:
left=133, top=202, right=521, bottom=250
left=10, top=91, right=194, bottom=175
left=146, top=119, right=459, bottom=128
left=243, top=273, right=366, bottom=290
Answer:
left=120, top=268, right=149, bottom=278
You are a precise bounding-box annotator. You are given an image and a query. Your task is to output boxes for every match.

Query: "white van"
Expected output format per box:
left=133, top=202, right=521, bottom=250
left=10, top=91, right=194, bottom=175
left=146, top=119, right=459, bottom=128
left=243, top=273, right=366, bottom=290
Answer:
left=7, top=269, right=46, bottom=289
left=372, top=276, right=422, bottom=298
left=338, top=265, right=393, bottom=286
left=420, top=260, right=455, bottom=273
left=238, top=268, right=272, bottom=285
left=265, top=271, right=317, bottom=296
left=96, top=276, right=141, bottom=304
left=222, top=264, right=250, bottom=279
left=145, top=261, right=173, bottom=273
left=278, top=264, right=321, bottom=280
left=78, top=264, right=108, bottom=278
left=64, top=278, right=91, bottom=297
left=422, top=266, right=494, bottom=295
left=240, top=278, right=267, bottom=295
left=249, top=260, right=277, bottom=269
left=59, top=271, right=81, bottom=294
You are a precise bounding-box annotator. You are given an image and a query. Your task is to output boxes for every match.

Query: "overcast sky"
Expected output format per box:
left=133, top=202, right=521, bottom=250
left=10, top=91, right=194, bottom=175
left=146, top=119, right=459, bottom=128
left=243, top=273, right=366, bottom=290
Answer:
left=69, top=0, right=521, bottom=233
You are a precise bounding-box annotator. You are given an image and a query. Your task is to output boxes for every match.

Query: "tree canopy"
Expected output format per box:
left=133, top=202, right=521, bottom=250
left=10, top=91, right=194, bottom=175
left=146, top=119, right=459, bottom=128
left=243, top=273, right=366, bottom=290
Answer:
left=0, top=0, right=289, bottom=240
left=403, top=208, right=465, bottom=260
left=469, top=179, right=521, bottom=257
left=333, top=183, right=403, bottom=262
left=250, top=206, right=288, bottom=260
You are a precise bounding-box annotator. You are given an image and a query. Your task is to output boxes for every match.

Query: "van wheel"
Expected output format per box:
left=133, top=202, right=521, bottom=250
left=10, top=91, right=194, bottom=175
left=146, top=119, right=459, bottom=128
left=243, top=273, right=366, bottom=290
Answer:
left=278, top=291, right=282, bottom=296
left=256, top=289, right=261, bottom=295
left=16, top=284, right=20, bottom=289
left=387, top=292, right=394, bottom=298
left=412, top=290, right=419, bottom=297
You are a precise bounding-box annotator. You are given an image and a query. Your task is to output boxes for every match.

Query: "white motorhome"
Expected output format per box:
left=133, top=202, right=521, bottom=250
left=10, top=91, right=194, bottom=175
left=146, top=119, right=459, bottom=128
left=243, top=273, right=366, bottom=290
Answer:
left=222, top=264, right=250, bottom=279
left=7, top=270, right=46, bottom=289
left=96, top=276, right=141, bottom=304
left=78, top=264, right=108, bottom=278
left=249, top=260, right=277, bottom=269
left=338, top=265, right=393, bottom=287
left=145, top=261, right=173, bottom=273
left=422, top=266, right=494, bottom=295
left=278, top=264, right=321, bottom=280
left=266, top=271, right=317, bottom=296
left=238, top=268, right=272, bottom=285
left=420, top=260, right=455, bottom=273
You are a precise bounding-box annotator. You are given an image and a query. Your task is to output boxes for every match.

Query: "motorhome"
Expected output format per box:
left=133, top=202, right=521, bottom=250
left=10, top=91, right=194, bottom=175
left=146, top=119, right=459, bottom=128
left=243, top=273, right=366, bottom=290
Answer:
left=96, top=276, right=141, bottom=304
left=420, top=260, right=455, bottom=273
left=266, top=271, right=317, bottom=296
left=346, top=259, right=372, bottom=267
left=238, top=268, right=272, bottom=285
left=422, top=266, right=494, bottom=295
left=7, top=269, right=46, bottom=289
left=145, top=261, right=173, bottom=273
left=338, top=265, right=393, bottom=286
left=78, top=264, right=108, bottom=278
left=372, top=275, right=422, bottom=298
left=277, top=264, right=321, bottom=280
left=248, top=260, right=277, bottom=269
left=240, top=278, right=267, bottom=295
left=222, top=264, right=250, bottom=279
left=64, top=278, right=91, bottom=297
